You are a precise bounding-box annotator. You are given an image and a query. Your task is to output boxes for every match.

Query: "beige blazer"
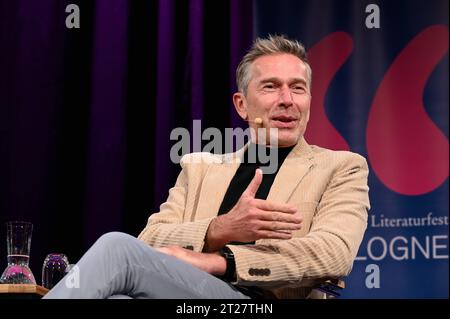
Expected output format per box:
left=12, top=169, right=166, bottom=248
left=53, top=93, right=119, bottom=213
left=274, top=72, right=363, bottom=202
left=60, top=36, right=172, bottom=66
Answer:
left=138, top=138, right=370, bottom=298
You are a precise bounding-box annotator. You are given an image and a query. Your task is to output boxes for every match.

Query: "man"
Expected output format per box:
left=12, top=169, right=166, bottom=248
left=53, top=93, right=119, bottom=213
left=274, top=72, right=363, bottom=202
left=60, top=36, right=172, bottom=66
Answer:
left=44, top=35, right=370, bottom=299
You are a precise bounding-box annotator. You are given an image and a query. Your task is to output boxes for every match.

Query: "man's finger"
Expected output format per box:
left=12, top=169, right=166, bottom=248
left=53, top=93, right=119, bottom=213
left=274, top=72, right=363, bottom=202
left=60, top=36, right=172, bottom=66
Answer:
left=259, top=220, right=302, bottom=231
left=242, top=168, right=263, bottom=198
left=253, top=199, right=298, bottom=214
left=257, top=230, right=293, bottom=240
left=258, top=211, right=303, bottom=224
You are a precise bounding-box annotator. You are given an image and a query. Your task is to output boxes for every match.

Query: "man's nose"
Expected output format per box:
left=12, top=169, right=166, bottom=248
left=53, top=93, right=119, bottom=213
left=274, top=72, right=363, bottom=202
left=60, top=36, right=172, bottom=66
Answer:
left=278, top=86, right=293, bottom=107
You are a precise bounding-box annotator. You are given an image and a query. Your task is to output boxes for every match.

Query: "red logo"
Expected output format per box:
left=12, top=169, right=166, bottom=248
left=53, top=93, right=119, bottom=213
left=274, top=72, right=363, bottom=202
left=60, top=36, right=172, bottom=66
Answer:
left=306, top=26, right=449, bottom=195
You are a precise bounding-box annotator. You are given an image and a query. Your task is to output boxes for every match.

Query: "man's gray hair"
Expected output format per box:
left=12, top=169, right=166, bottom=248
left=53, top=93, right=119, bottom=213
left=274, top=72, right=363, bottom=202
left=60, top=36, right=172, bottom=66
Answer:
left=236, top=35, right=312, bottom=95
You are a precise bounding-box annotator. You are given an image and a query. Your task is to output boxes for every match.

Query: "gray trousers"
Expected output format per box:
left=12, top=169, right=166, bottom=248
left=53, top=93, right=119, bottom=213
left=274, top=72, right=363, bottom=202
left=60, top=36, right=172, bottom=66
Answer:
left=43, top=232, right=250, bottom=299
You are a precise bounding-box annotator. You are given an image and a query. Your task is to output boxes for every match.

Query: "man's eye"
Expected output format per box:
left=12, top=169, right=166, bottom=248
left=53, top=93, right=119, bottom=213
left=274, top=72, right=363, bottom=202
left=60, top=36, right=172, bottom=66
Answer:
left=292, top=86, right=306, bottom=93
left=263, top=84, right=275, bottom=89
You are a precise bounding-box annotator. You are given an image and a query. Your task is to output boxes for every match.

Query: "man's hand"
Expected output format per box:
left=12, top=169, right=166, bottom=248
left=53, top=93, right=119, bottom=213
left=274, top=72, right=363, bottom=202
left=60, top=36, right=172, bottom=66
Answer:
left=155, top=246, right=226, bottom=276
left=204, top=169, right=303, bottom=252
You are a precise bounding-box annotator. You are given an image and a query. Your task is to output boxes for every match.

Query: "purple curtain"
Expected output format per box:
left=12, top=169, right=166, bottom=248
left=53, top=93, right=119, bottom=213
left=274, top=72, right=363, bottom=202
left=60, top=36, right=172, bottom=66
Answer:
left=0, top=0, right=253, bottom=280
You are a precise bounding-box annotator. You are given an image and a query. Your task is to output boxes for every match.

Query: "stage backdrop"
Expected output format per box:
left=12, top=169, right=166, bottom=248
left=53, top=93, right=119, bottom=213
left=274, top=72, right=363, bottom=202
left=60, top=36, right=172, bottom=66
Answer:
left=255, top=0, right=448, bottom=298
left=0, top=0, right=447, bottom=298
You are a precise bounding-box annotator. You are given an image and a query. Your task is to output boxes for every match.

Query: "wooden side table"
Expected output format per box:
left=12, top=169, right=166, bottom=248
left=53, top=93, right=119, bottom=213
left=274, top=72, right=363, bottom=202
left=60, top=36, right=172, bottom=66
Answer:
left=0, top=284, right=49, bottom=299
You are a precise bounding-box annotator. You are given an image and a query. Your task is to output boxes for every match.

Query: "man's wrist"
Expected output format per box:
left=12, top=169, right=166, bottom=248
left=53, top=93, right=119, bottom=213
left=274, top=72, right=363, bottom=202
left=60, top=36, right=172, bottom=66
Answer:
left=203, top=216, right=229, bottom=252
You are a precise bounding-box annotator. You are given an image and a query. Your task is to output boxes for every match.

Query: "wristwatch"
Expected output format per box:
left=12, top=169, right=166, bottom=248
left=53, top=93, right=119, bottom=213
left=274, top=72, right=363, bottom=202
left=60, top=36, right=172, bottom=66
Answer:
left=219, top=246, right=236, bottom=282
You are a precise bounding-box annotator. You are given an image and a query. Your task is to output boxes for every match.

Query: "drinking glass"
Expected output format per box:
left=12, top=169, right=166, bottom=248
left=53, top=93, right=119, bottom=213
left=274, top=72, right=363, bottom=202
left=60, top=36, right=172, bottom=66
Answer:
left=41, top=253, right=69, bottom=289
left=0, top=221, right=36, bottom=284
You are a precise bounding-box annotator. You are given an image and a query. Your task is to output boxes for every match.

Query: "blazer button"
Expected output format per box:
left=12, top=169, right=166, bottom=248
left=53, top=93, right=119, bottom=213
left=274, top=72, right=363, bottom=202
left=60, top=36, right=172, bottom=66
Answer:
left=249, top=268, right=271, bottom=276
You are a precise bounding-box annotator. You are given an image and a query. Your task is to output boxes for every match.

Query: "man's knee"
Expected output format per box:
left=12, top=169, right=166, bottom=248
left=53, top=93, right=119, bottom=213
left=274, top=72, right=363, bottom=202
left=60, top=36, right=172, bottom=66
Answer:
left=94, top=232, right=137, bottom=250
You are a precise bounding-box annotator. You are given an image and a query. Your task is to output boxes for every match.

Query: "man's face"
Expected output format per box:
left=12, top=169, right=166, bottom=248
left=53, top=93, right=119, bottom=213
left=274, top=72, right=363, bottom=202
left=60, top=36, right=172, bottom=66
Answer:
left=234, top=53, right=311, bottom=147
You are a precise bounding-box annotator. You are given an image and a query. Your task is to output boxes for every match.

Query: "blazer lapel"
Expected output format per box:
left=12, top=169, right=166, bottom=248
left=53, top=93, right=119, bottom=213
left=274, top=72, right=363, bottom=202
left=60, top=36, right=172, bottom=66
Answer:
left=194, top=146, right=247, bottom=219
left=194, top=139, right=314, bottom=219
left=266, top=138, right=315, bottom=204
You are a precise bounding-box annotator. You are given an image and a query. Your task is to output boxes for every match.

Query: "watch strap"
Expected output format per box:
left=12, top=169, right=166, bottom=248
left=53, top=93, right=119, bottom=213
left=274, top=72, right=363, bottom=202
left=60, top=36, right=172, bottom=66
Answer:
left=219, top=246, right=236, bottom=282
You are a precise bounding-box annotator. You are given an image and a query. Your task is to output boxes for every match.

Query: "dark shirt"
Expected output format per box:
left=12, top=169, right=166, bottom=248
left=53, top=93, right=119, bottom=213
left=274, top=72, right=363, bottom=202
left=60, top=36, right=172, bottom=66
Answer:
left=217, top=143, right=295, bottom=217
left=216, top=143, right=295, bottom=299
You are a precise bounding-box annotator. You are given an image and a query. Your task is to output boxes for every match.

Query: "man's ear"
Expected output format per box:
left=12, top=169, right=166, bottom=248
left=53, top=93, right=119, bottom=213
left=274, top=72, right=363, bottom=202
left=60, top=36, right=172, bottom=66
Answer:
left=233, top=92, right=248, bottom=120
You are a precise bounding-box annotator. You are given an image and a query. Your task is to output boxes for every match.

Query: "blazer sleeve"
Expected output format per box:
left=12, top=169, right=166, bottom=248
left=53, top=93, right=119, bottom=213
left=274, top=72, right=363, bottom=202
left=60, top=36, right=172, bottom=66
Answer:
left=228, top=153, right=370, bottom=288
left=137, top=157, right=215, bottom=252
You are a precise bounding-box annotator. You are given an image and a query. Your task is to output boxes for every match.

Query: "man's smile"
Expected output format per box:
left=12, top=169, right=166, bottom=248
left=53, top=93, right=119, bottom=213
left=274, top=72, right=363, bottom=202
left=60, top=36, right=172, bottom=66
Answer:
left=269, top=115, right=299, bottom=128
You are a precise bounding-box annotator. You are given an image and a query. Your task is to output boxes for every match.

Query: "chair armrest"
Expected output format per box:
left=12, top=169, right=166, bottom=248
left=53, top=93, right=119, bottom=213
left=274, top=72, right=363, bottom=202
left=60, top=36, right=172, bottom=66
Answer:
left=314, top=279, right=345, bottom=298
